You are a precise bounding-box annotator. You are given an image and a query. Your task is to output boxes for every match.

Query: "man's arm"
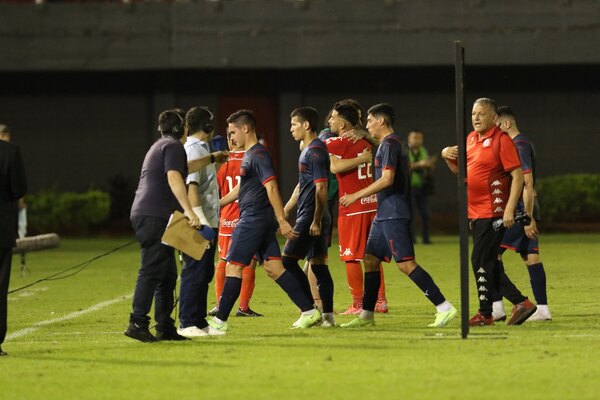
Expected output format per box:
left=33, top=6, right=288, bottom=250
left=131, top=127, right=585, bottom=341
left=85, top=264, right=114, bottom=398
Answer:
left=329, top=148, right=371, bottom=174
left=188, top=151, right=229, bottom=173
left=284, top=183, right=300, bottom=220
left=522, top=172, right=538, bottom=238
left=441, top=146, right=459, bottom=175
left=219, top=183, right=240, bottom=208
left=167, top=170, right=200, bottom=228
left=264, top=179, right=299, bottom=240
left=339, top=169, right=394, bottom=207
left=310, top=181, right=328, bottom=236
left=503, top=168, right=524, bottom=228
left=342, top=128, right=380, bottom=146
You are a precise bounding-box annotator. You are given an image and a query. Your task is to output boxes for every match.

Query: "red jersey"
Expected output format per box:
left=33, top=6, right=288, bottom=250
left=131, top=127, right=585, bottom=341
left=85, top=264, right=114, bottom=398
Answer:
left=325, top=136, right=377, bottom=217
left=217, top=151, right=244, bottom=236
left=466, top=126, right=521, bottom=219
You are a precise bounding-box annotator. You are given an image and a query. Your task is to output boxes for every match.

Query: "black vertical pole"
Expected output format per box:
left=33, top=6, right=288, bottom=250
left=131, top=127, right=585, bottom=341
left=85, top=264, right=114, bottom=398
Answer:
left=454, top=41, right=469, bottom=339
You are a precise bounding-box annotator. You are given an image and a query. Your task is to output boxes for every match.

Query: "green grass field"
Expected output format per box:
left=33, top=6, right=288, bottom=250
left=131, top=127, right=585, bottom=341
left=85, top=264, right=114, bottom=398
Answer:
left=2, top=234, right=599, bottom=400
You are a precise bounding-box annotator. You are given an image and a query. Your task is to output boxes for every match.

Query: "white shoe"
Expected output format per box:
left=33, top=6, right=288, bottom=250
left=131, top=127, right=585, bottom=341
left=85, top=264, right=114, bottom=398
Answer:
left=291, top=314, right=303, bottom=328
left=202, top=326, right=226, bottom=336
left=526, top=305, right=552, bottom=321
left=177, top=326, right=209, bottom=338
left=322, top=312, right=336, bottom=327
left=492, top=301, right=507, bottom=322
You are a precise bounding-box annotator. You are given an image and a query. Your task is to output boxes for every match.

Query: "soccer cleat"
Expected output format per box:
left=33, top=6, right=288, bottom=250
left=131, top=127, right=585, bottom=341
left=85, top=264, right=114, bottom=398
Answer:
left=202, top=326, right=226, bottom=336
left=468, top=312, right=494, bottom=326
left=507, top=299, right=537, bottom=325
left=156, top=329, right=189, bottom=341
left=526, top=305, right=552, bottom=322
left=124, top=322, right=158, bottom=342
left=340, top=304, right=363, bottom=315
left=177, top=326, right=209, bottom=338
left=340, top=317, right=375, bottom=328
left=207, top=317, right=228, bottom=334
left=321, top=312, right=336, bottom=327
left=292, top=309, right=322, bottom=329
left=428, top=305, right=458, bottom=328
left=375, top=299, right=389, bottom=314
left=235, top=307, right=264, bottom=317
left=0, top=346, right=7, bottom=356
left=208, top=306, right=219, bottom=317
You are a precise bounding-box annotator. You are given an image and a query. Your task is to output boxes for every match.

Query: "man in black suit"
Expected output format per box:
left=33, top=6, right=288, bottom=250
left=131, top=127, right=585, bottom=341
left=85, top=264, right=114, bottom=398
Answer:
left=0, top=123, right=27, bottom=356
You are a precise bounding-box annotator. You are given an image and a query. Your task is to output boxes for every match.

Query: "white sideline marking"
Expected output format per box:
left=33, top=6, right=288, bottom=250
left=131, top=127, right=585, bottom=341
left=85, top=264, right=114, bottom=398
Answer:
left=6, top=294, right=132, bottom=341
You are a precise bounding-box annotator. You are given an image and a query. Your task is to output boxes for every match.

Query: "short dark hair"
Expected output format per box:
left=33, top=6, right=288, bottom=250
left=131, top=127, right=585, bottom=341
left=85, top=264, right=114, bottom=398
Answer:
left=497, top=105, right=516, bottom=120
left=367, top=103, right=395, bottom=126
left=158, top=109, right=185, bottom=139
left=290, top=107, right=319, bottom=133
left=333, top=102, right=359, bottom=127
left=186, top=106, right=214, bottom=134
left=0, top=124, right=10, bottom=134
left=226, top=109, right=256, bottom=131
left=473, top=97, right=498, bottom=114
left=338, top=98, right=364, bottom=127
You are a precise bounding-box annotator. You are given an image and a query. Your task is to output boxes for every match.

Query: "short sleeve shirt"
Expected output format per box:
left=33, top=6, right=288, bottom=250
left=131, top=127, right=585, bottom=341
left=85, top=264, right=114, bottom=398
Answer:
left=238, top=143, right=277, bottom=218
left=513, top=133, right=540, bottom=220
left=217, top=150, right=244, bottom=235
left=466, top=126, right=521, bottom=219
left=185, top=137, right=220, bottom=228
left=131, top=136, right=188, bottom=220
left=325, top=136, right=377, bottom=216
left=296, top=139, right=330, bottom=224
left=373, top=133, right=411, bottom=220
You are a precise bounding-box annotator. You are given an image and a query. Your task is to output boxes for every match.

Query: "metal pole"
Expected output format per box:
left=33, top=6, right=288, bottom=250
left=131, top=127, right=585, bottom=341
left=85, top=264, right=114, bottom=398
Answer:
left=454, top=41, right=469, bottom=339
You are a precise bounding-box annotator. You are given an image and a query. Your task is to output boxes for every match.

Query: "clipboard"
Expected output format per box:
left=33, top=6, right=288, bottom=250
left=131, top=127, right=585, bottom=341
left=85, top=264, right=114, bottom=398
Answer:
left=161, top=210, right=208, bottom=260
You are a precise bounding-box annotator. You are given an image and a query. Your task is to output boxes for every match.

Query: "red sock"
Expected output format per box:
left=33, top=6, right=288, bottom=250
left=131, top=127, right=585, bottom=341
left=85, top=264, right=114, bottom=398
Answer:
left=215, top=259, right=226, bottom=307
left=345, top=261, right=364, bottom=306
left=378, top=265, right=387, bottom=301
left=239, top=266, right=256, bottom=311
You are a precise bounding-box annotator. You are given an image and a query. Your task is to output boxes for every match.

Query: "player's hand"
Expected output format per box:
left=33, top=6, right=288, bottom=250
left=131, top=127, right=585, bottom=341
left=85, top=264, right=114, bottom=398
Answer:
left=309, top=221, right=321, bottom=236
left=279, top=220, right=300, bottom=240
left=184, top=210, right=201, bottom=229
left=503, top=208, right=515, bottom=228
left=342, top=129, right=367, bottom=143
left=441, top=146, right=458, bottom=160
left=524, top=219, right=538, bottom=239
left=212, top=151, right=230, bottom=163
left=358, top=147, right=372, bottom=164
left=339, top=193, right=358, bottom=207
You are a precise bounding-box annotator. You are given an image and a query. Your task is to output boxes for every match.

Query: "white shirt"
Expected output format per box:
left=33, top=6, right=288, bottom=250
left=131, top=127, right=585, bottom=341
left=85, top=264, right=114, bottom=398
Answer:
left=184, top=136, right=220, bottom=228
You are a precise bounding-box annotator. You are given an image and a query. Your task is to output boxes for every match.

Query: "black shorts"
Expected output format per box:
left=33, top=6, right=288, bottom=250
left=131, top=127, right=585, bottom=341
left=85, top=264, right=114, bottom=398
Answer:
left=227, top=214, right=281, bottom=266
left=283, top=215, right=330, bottom=260
left=365, top=218, right=415, bottom=263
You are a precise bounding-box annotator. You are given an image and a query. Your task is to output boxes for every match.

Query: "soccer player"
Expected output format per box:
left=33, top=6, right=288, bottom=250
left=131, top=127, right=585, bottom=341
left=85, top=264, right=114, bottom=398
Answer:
left=283, top=107, right=336, bottom=326
left=492, top=106, right=551, bottom=321
left=339, top=103, right=457, bottom=328
left=211, top=130, right=262, bottom=318
left=441, top=98, right=536, bottom=326
left=325, top=101, right=388, bottom=315
left=208, top=110, right=321, bottom=333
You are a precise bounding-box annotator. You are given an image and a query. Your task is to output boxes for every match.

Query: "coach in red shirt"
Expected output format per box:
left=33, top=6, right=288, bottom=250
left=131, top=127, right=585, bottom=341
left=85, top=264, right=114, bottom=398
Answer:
left=442, top=98, right=535, bottom=326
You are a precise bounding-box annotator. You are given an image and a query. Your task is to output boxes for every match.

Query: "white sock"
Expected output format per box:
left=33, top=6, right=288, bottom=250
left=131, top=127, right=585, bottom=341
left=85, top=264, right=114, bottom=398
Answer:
left=436, top=300, right=452, bottom=313
left=213, top=316, right=225, bottom=324
left=301, top=309, right=316, bottom=316
left=492, top=301, right=505, bottom=315
left=360, top=310, right=374, bottom=320
left=536, top=304, right=549, bottom=313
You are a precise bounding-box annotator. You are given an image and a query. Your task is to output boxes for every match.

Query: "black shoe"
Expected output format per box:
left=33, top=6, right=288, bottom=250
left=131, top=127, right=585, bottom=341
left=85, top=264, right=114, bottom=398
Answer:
left=208, top=306, right=219, bottom=316
left=236, top=307, right=264, bottom=317
left=124, top=322, right=157, bottom=343
left=155, top=329, right=189, bottom=341
left=0, top=346, right=7, bottom=356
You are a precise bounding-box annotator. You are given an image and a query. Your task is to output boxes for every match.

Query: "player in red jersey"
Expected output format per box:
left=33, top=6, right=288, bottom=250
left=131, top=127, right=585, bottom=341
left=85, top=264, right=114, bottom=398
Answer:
left=210, top=132, right=262, bottom=317
left=325, top=101, right=388, bottom=314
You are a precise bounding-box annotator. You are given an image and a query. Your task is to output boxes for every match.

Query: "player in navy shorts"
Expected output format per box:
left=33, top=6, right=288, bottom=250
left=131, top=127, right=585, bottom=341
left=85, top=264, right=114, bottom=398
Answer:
left=492, top=106, right=551, bottom=321
left=338, top=103, right=457, bottom=328
left=208, top=110, right=321, bottom=333
left=282, top=107, right=336, bottom=327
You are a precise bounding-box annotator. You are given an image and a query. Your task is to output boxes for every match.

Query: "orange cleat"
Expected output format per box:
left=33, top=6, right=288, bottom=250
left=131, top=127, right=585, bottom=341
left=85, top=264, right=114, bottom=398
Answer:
left=375, top=299, right=389, bottom=313
left=468, top=312, right=494, bottom=326
left=340, top=304, right=363, bottom=315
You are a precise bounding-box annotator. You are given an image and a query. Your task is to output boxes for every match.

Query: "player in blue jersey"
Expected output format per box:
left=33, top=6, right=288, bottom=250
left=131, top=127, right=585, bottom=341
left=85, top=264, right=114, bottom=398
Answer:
left=208, top=110, right=321, bottom=333
left=492, top=106, right=551, bottom=321
left=338, top=103, right=457, bottom=328
left=282, top=107, right=336, bottom=327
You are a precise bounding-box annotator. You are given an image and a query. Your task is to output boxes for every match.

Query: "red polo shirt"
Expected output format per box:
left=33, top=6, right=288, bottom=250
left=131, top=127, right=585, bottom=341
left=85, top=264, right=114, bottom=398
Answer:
left=466, top=126, right=521, bottom=219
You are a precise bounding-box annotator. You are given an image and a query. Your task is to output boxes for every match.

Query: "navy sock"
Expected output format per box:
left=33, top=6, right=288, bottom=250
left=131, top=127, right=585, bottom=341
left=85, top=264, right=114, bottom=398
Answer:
left=408, top=265, right=445, bottom=306
left=216, top=276, right=242, bottom=322
left=282, top=256, right=313, bottom=303
left=311, top=264, right=334, bottom=313
left=363, top=271, right=380, bottom=312
left=275, top=271, right=314, bottom=312
left=527, top=263, right=547, bottom=305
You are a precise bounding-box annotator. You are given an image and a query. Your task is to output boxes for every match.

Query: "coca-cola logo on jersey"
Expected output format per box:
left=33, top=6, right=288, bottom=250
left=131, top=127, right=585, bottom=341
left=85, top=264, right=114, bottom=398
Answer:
left=221, top=218, right=239, bottom=228
left=360, top=194, right=377, bottom=205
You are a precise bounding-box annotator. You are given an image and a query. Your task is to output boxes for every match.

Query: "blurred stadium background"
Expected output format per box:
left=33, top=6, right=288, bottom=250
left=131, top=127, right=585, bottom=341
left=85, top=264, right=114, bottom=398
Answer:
left=1, top=0, right=598, bottom=234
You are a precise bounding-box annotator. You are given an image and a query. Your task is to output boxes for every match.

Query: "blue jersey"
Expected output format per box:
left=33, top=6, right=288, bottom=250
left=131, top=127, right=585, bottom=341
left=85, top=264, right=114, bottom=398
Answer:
left=238, top=143, right=277, bottom=218
left=513, top=133, right=540, bottom=220
left=297, top=139, right=330, bottom=224
left=318, top=128, right=335, bottom=142
left=373, top=133, right=411, bottom=220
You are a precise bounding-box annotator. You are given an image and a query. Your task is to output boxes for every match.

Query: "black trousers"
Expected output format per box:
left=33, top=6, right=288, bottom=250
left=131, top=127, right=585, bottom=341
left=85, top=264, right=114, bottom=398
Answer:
left=471, top=219, right=505, bottom=316
left=130, top=216, right=178, bottom=332
left=0, top=247, right=12, bottom=344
